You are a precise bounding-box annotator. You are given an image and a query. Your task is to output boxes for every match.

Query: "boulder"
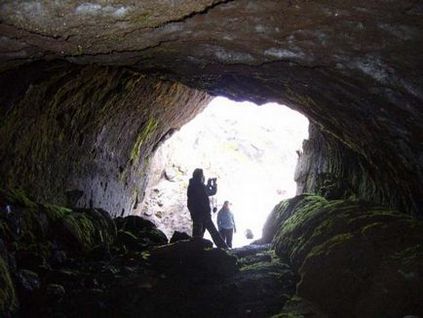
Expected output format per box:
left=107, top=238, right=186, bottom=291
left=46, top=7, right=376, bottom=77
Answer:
left=149, top=238, right=238, bottom=278
left=169, top=231, right=191, bottom=243
left=63, top=208, right=116, bottom=249
left=16, top=269, right=40, bottom=298
left=269, top=195, right=423, bottom=317
left=114, top=215, right=168, bottom=248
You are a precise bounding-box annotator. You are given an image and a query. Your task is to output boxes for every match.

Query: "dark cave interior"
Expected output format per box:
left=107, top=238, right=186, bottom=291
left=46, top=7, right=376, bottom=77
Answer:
left=0, top=1, right=422, bottom=317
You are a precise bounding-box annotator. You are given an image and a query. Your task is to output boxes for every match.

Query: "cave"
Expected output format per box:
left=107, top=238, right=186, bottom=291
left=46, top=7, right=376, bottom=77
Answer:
left=0, top=1, right=422, bottom=317
left=139, top=96, right=309, bottom=247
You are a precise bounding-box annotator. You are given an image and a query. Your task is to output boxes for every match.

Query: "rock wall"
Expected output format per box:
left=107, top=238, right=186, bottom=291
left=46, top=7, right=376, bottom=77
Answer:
left=263, top=194, right=423, bottom=317
left=0, top=1, right=422, bottom=216
left=0, top=62, right=210, bottom=216
left=295, top=123, right=420, bottom=216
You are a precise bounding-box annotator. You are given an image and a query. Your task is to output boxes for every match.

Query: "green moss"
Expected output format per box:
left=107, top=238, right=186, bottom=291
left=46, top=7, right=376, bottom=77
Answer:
left=60, top=209, right=116, bottom=253
left=309, top=233, right=354, bottom=257
left=130, top=117, right=158, bottom=161
left=62, top=213, right=97, bottom=252
left=360, top=222, right=384, bottom=235
left=273, top=195, right=329, bottom=257
left=42, top=204, right=72, bottom=223
left=2, top=188, right=37, bottom=210
left=278, top=196, right=329, bottom=234
left=390, top=244, right=423, bottom=265
left=0, top=256, right=18, bottom=314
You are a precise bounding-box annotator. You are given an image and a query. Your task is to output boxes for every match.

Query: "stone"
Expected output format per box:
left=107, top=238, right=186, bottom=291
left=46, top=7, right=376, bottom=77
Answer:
left=0, top=255, right=18, bottom=316
left=0, top=2, right=422, bottom=316
left=45, top=284, right=66, bottom=302
left=0, top=2, right=421, bottom=218
left=16, top=269, right=40, bottom=295
left=268, top=195, right=423, bottom=317
left=15, top=251, right=48, bottom=272
left=115, top=215, right=168, bottom=247
left=169, top=231, right=191, bottom=243
left=245, top=229, right=254, bottom=240
left=149, top=238, right=238, bottom=277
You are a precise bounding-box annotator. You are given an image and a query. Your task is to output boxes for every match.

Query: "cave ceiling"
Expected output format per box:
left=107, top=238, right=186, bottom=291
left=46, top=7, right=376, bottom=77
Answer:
left=0, top=1, right=422, bottom=212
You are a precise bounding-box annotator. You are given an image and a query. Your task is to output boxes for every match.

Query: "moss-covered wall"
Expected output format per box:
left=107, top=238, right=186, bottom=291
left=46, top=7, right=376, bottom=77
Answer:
left=265, top=195, right=423, bottom=317
left=295, top=123, right=421, bottom=216
left=0, top=62, right=210, bottom=216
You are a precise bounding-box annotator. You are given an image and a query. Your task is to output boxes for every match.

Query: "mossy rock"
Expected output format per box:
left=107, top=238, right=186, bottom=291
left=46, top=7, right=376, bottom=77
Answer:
left=142, top=228, right=168, bottom=245
left=114, top=215, right=167, bottom=247
left=271, top=195, right=328, bottom=265
left=74, top=208, right=117, bottom=246
left=261, top=194, right=324, bottom=244
left=41, top=204, right=72, bottom=224
left=354, top=244, right=423, bottom=317
left=271, top=195, right=423, bottom=317
left=59, top=208, right=116, bottom=254
left=115, top=215, right=156, bottom=234
left=0, top=255, right=18, bottom=316
left=272, top=295, right=327, bottom=318
left=150, top=239, right=237, bottom=277
left=1, top=189, right=49, bottom=242
left=116, top=230, right=139, bottom=250
left=0, top=188, right=38, bottom=210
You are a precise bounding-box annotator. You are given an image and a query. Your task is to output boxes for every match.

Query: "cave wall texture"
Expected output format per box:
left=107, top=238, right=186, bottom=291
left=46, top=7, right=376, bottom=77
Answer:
left=0, top=1, right=422, bottom=216
left=0, top=62, right=210, bottom=215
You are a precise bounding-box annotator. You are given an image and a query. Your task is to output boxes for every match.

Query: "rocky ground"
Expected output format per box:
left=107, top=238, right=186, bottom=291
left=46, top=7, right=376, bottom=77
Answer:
left=0, top=188, right=300, bottom=318
left=1, top=188, right=422, bottom=318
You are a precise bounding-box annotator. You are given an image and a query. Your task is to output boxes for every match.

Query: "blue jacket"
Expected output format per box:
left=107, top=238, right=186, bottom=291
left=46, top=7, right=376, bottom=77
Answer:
left=217, top=208, right=235, bottom=231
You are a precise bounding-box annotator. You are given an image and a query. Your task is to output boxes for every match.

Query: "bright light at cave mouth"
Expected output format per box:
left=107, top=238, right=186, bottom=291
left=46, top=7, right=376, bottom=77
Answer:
left=141, top=96, right=309, bottom=248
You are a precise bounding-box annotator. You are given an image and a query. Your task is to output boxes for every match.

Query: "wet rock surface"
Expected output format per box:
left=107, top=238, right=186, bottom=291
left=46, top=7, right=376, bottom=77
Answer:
left=0, top=62, right=210, bottom=216
left=265, top=194, right=423, bottom=317
left=0, top=189, right=297, bottom=317
left=2, top=188, right=423, bottom=317
left=0, top=1, right=422, bottom=217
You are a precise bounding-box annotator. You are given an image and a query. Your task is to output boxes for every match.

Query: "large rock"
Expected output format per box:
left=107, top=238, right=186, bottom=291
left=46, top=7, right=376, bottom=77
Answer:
left=149, top=238, right=238, bottom=277
left=115, top=215, right=168, bottom=249
left=0, top=255, right=18, bottom=316
left=268, top=195, right=423, bottom=317
left=59, top=208, right=117, bottom=253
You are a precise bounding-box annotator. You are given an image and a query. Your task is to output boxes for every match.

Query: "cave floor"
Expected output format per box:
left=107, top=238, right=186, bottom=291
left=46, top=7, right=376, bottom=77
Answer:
left=23, top=243, right=297, bottom=318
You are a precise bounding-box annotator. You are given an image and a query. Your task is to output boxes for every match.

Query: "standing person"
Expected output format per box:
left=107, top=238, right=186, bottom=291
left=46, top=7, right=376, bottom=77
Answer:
left=217, top=201, right=236, bottom=248
left=187, top=168, right=228, bottom=249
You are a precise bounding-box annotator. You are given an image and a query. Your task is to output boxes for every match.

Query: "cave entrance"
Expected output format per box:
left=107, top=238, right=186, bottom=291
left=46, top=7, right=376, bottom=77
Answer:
left=138, top=97, right=309, bottom=247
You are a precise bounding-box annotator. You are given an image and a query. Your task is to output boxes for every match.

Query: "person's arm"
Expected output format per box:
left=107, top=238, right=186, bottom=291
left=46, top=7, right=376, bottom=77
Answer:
left=232, top=213, right=236, bottom=233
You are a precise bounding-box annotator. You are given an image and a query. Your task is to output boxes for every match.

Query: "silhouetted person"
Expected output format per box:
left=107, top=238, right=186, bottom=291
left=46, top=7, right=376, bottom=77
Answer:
left=187, top=168, right=228, bottom=249
left=217, top=201, right=236, bottom=248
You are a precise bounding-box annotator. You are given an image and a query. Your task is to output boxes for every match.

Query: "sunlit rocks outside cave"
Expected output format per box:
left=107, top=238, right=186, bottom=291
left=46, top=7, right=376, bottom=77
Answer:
left=138, top=97, right=309, bottom=247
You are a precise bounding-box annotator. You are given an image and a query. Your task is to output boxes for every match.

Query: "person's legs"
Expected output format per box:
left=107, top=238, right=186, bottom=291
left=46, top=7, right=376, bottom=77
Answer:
left=192, top=220, right=204, bottom=238
left=203, top=216, right=228, bottom=249
left=200, top=224, right=206, bottom=238
left=219, top=229, right=226, bottom=243
left=225, top=228, right=233, bottom=248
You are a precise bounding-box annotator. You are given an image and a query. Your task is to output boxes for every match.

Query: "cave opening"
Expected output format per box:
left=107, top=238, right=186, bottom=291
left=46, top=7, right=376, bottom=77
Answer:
left=138, top=96, right=309, bottom=247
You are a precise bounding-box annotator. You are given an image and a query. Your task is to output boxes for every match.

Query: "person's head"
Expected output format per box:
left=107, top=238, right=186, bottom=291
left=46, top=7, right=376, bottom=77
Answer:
left=192, top=168, right=204, bottom=183
left=223, top=201, right=230, bottom=208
